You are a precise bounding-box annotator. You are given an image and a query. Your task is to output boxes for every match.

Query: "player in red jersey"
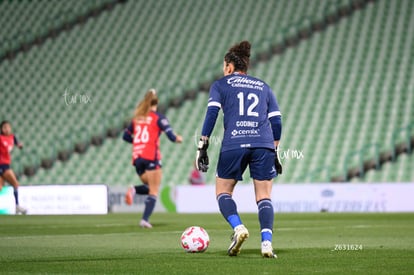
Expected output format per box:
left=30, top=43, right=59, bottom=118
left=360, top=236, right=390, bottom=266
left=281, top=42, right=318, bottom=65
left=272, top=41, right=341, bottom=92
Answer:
left=0, top=121, right=27, bottom=214
left=123, top=89, right=182, bottom=228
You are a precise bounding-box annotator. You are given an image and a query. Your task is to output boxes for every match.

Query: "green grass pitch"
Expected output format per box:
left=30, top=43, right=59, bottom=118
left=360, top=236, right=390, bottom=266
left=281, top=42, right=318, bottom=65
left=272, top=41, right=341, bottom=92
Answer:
left=1, top=213, right=413, bottom=274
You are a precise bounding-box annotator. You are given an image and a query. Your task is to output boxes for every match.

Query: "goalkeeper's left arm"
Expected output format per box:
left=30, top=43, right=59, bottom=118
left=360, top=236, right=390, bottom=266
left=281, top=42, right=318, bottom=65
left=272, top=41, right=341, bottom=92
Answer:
left=269, top=115, right=282, bottom=174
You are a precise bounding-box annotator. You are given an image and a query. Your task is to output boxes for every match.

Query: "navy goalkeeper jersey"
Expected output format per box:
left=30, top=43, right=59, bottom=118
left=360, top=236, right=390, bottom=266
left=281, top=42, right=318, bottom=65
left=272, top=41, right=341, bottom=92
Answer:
left=201, top=72, right=281, bottom=152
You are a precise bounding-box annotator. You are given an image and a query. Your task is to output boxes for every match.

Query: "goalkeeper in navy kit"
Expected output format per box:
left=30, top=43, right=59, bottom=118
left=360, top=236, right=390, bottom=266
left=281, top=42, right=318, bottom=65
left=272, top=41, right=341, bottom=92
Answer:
left=196, top=41, right=282, bottom=258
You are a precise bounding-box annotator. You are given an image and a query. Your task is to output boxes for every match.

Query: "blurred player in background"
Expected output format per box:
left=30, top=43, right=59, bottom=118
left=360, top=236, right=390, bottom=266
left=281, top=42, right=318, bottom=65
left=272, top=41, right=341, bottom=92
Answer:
left=123, top=89, right=182, bottom=228
left=0, top=120, right=27, bottom=215
left=189, top=161, right=205, bottom=185
left=196, top=41, right=282, bottom=258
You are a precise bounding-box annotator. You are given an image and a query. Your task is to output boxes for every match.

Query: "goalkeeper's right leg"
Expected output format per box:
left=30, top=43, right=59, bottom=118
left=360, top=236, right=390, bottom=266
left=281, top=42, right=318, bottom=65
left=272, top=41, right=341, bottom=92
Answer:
left=228, top=224, right=249, bottom=256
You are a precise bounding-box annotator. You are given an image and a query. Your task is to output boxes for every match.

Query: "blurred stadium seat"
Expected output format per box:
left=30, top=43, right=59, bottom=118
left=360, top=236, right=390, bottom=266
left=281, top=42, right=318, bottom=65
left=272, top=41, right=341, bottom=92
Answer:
left=357, top=152, right=414, bottom=182
left=0, top=0, right=117, bottom=58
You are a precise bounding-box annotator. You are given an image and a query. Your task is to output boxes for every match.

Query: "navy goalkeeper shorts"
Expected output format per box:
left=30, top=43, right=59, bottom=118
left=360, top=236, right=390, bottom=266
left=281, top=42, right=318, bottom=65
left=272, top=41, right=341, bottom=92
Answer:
left=216, top=148, right=276, bottom=181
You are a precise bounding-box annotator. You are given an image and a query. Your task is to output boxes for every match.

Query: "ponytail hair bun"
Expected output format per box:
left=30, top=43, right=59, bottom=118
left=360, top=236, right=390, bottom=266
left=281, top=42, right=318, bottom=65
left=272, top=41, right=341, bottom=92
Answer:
left=230, top=40, right=251, bottom=59
left=224, top=40, right=251, bottom=72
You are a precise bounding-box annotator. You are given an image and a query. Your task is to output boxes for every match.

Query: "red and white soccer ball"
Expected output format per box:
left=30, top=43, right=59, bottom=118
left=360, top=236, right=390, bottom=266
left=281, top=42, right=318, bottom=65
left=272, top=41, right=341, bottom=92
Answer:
left=180, top=226, right=210, bottom=253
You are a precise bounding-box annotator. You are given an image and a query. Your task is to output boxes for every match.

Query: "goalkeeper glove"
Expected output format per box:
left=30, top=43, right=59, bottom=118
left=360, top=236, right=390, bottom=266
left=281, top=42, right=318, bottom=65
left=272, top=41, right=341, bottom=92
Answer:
left=196, top=138, right=209, bottom=172
left=275, top=147, right=282, bottom=175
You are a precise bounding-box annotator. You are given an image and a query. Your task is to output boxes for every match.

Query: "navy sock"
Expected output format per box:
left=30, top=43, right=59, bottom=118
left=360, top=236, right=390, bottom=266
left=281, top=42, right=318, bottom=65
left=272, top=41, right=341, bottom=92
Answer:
left=217, top=193, right=242, bottom=229
left=258, top=199, right=274, bottom=242
left=13, top=187, right=19, bottom=205
left=135, top=185, right=149, bottom=195
left=142, top=195, right=157, bottom=221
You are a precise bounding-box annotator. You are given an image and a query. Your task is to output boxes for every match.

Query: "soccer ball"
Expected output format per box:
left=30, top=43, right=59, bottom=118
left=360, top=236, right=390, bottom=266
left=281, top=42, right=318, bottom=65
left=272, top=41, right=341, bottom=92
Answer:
left=180, top=226, right=210, bottom=253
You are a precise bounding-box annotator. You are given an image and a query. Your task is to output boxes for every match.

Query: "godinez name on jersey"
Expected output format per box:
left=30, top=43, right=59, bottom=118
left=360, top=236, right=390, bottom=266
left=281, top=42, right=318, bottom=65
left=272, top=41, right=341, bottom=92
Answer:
left=207, top=73, right=281, bottom=152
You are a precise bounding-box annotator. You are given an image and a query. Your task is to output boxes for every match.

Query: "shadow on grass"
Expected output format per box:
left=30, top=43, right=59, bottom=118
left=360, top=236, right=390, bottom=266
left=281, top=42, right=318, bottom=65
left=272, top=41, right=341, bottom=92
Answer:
left=206, top=248, right=291, bottom=258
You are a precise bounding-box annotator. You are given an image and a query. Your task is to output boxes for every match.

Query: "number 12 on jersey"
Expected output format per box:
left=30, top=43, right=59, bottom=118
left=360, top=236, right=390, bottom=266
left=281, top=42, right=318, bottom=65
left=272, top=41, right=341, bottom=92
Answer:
left=237, top=92, right=259, bottom=117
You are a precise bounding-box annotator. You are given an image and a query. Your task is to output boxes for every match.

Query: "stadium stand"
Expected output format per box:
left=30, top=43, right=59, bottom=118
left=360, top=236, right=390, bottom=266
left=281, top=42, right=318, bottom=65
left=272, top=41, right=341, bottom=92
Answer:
left=1, top=0, right=412, bottom=186
left=0, top=0, right=123, bottom=61
left=254, top=0, right=414, bottom=183
left=353, top=152, right=414, bottom=182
